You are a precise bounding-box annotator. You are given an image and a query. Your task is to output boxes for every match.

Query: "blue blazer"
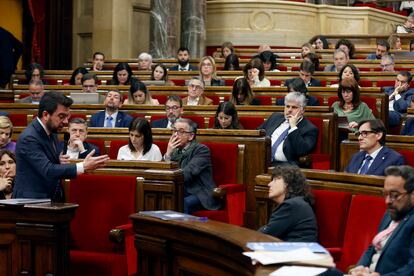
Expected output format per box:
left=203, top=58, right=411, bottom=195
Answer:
left=151, top=118, right=169, bottom=128
left=13, top=119, right=77, bottom=200
left=344, top=146, right=405, bottom=176
left=384, top=86, right=414, bottom=114
left=401, top=117, right=414, bottom=135
left=358, top=208, right=414, bottom=275
left=366, top=53, right=379, bottom=60
left=89, top=111, right=133, bottom=128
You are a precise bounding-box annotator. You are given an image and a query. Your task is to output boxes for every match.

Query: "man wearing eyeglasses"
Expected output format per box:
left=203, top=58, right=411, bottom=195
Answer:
left=182, top=77, right=213, bottom=106
left=379, top=55, right=395, bottom=72
left=151, top=95, right=184, bottom=128
left=259, top=91, right=318, bottom=166
left=163, top=118, right=220, bottom=214
left=345, top=119, right=405, bottom=176
left=384, top=71, right=414, bottom=127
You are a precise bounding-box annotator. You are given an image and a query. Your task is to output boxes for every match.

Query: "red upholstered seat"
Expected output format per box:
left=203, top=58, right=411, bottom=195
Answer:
left=313, top=190, right=352, bottom=262
left=85, top=139, right=106, bottom=155
left=8, top=113, right=28, bottom=126
left=239, top=116, right=265, bottom=130
left=255, top=95, right=272, bottom=105
left=152, top=94, right=167, bottom=104
left=336, top=195, right=386, bottom=271
left=108, top=140, right=128, bottom=159
left=398, top=150, right=414, bottom=167
left=376, top=80, right=395, bottom=87
left=307, top=117, right=331, bottom=169
left=269, top=79, right=281, bottom=86
left=68, top=174, right=137, bottom=276
left=359, top=80, right=373, bottom=87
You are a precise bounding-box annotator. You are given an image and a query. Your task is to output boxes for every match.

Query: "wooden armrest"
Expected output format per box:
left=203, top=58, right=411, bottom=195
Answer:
left=109, top=228, right=124, bottom=244
left=212, top=187, right=226, bottom=200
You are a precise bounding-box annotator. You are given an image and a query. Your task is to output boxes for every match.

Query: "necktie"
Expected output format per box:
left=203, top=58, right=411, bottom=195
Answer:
left=105, top=116, right=113, bottom=128
left=359, top=155, right=373, bottom=174
left=372, top=221, right=399, bottom=251
left=271, top=126, right=290, bottom=162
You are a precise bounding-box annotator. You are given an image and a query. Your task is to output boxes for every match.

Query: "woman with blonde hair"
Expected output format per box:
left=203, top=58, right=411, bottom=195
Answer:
left=0, top=116, right=15, bottom=152
left=198, top=56, right=224, bottom=86
left=388, top=34, right=402, bottom=50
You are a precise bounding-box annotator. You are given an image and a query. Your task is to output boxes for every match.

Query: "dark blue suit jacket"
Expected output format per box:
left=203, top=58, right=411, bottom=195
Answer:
left=259, top=113, right=318, bottom=166
left=13, top=119, right=77, bottom=199
left=169, top=64, right=198, bottom=71
left=57, top=141, right=100, bottom=158
left=358, top=208, right=414, bottom=275
left=384, top=86, right=414, bottom=114
left=344, top=146, right=405, bottom=176
left=285, top=77, right=321, bottom=87
left=401, top=117, right=414, bottom=135
left=151, top=118, right=169, bottom=128
left=89, top=111, right=133, bottom=128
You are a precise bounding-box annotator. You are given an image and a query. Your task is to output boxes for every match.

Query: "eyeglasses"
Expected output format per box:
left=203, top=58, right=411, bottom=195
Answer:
left=380, top=63, right=393, bottom=68
left=172, top=128, right=192, bottom=136
left=82, top=85, right=96, bottom=88
left=165, top=106, right=180, bottom=111
left=355, top=130, right=377, bottom=137
left=383, top=191, right=409, bottom=202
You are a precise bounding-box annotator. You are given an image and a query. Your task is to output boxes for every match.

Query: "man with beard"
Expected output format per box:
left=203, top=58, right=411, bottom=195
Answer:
left=366, top=40, right=390, bottom=60
left=89, top=90, right=133, bottom=127
left=151, top=95, right=183, bottom=128
left=169, top=47, right=198, bottom=71
left=13, top=92, right=109, bottom=201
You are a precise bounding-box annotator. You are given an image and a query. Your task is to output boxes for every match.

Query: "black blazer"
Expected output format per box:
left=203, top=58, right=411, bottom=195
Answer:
left=259, top=113, right=318, bottom=166
left=57, top=141, right=100, bottom=158
left=285, top=77, right=321, bottom=87
left=169, top=64, right=198, bottom=71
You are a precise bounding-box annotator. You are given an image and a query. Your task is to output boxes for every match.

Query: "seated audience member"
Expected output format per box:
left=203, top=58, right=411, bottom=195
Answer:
left=24, top=63, right=44, bottom=84
left=230, top=77, right=261, bottom=105
left=366, top=40, right=390, bottom=60
left=259, top=92, right=318, bottom=166
left=213, top=101, right=242, bottom=129
left=332, top=78, right=375, bottom=132
left=151, top=63, right=174, bottom=85
left=92, top=51, right=105, bottom=71
left=243, top=58, right=270, bottom=87
left=388, top=34, right=402, bottom=51
left=259, top=165, right=317, bottom=242
left=58, top=118, right=100, bottom=159
left=223, top=53, right=240, bottom=70
left=330, top=64, right=360, bottom=88
left=277, top=78, right=319, bottom=106
left=0, top=116, right=15, bottom=152
left=164, top=118, right=220, bottom=214
left=258, top=51, right=279, bottom=72
left=380, top=55, right=395, bottom=72
left=258, top=44, right=272, bottom=54
left=109, top=62, right=135, bottom=85
left=81, top=73, right=98, bottom=93
left=301, top=43, right=315, bottom=58
left=198, top=56, right=225, bottom=86
left=397, top=13, right=414, bottom=33
left=137, top=52, right=152, bottom=70
left=117, top=117, right=162, bottom=161
left=0, top=150, right=16, bottom=199
left=18, top=80, right=45, bottom=103
left=89, top=90, right=133, bottom=128
left=182, top=77, right=213, bottom=105
left=385, top=71, right=414, bottom=127
left=310, top=35, right=329, bottom=50
left=324, top=49, right=349, bottom=73
left=335, top=38, right=355, bottom=59
left=303, top=52, right=320, bottom=71
left=221, top=41, right=234, bottom=59
left=169, top=47, right=197, bottom=71
left=285, top=61, right=321, bottom=88
left=151, top=95, right=183, bottom=128
left=124, top=79, right=159, bottom=105
left=344, top=119, right=405, bottom=176
left=69, top=67, right=88, bottom=85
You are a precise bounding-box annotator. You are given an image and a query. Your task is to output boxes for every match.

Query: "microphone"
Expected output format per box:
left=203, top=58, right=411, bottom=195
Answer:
left=62, top=132, right=70, bottom=155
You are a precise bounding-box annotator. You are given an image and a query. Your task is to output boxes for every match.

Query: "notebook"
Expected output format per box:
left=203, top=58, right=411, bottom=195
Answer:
left=70, top=92, right=100, bottom=104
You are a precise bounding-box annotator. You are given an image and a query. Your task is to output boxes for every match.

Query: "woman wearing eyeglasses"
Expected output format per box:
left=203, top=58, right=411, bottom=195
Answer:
left=117, top=117, right=162, bottom=161
left=198, top=56, right=224, bottom=86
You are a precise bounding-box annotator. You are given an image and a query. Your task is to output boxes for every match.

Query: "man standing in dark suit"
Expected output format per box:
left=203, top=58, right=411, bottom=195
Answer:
left=57, top=117, right=100, bottom=159
left=13, top=92, right=109, bottom=201
left=0, top=27, right=23, bottom=88
left=259, top=92, right=318, bottom=166
left=169, top=47, right=198, bottom=71
left=89, top=90, right=133, bottom=127
left=345, top=119, right=405, bottom=176
left=151, top=95, right=183, bottom=128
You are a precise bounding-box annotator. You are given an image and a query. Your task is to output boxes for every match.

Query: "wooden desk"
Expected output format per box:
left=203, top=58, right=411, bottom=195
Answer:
left=130, top=212, right=280, bottom=276
left=0, top=203, right=78, bottom=275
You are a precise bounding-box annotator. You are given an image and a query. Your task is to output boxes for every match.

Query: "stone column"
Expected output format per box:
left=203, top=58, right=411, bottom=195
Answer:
left=180, top=0, right=206, bottom=58
left=150, top=0, right=178, bottom=58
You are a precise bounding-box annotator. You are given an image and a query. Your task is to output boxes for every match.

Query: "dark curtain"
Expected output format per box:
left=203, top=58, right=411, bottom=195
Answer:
left=27, top=0, right=46, bottom=66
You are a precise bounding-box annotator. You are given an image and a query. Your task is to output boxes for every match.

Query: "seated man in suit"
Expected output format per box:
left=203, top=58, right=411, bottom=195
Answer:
left=324, top=49, right=349, bottom=73
left=380, top=55, right=395, bottom=72
left=91, top=51, right=105, bottom=71
left=259, top=91, right=318, bottom=166
left=169, top=47, right=198, bottom=71
left=18, top=80, right=45, bottom=104
left=345, top=119, right=405, bottom=176
left=89, top=90, right=133, bottom=128
left=366, top=40, right=390, bottom=60
left=182, top=77, right=213, bottom=105
left=285, top=61, right=321, bottom=88
left=58, top=117, right=100, bottom=159
left=384, top=71, right=414, bottom=127
left=164, top=118, right=220, bottom=214
left=151, top=95, right=183, bottom=129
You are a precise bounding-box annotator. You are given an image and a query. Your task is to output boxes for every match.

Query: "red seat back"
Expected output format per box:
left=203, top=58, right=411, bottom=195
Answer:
left=108, top=140, right=128, bottom=159
left=255, top=95, right=272, bottom=105
left=8, top=113, right=28, bottom=126
left=203, top=142, right=238, bottom=186
left=239, top=116, right=265, bottom=130
left=152, top=95, right=167, bottom=104
left=307, top=117, right=322, bottom=154
left=85, top=139, right=106, bottom=155
left=398, top=150, right=414, bottom=167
